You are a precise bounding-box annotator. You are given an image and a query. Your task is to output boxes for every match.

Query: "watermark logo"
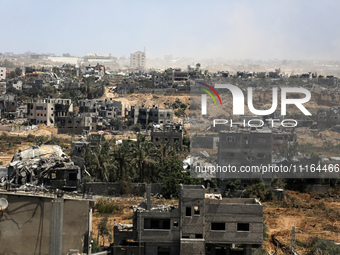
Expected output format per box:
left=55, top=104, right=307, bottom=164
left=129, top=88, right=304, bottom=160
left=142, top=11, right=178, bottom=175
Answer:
left=201, top=84, right=311, bottom=116
left=199, top=83, right=222, bottom=115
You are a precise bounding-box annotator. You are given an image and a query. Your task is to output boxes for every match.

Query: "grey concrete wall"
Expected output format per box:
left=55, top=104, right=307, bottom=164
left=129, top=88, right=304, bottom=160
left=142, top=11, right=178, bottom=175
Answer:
left=0, top=192, right=91, bottom=255
left=84, top=182, right=164, bottom=196
left=192, top=136, right=218, bottom=149
left=180, top=239, right=205, bottom=255
left=136, top=209, right=180, bottom=243
left=204, top=203, right=263, bottom=245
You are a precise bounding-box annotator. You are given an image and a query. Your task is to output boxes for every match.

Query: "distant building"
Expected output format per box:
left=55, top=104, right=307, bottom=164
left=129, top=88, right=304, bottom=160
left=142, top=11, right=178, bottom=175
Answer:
left=130, top=51, right=146, bottom=69
left=128, top=106, right=173, bottom=129
left=317, top=106, right=340, bottom=128
left=0, top=67, right=6, bottom=80
left=82, top=63, right=106, bottom=77
left=27, top=98, right=73, bottom=126
left=55, top=115, right=92, bottom=134
left=0, top=94, right=18, bottom=119
left=217, top=130, right=272, bottom=179
left=79, top=99, right=123, bottom=119
left=151, top=123, right=183, bottom=148
left=174, top=68, right=189, bottom=81
left=6, top=80, right=23, bottom=91
left=152, top=69, right=174, bottom=88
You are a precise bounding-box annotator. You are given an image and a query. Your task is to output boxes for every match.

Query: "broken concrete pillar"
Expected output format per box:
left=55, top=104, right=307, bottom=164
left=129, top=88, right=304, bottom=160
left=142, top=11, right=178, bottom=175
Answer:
left=146, top=184, right=151, bottom=210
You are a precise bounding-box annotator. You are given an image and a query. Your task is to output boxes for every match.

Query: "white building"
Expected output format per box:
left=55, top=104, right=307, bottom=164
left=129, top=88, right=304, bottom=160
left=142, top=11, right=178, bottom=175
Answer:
left=0, top=67, right=6, bottom=80
left=130, top=51, right=146, bottom=69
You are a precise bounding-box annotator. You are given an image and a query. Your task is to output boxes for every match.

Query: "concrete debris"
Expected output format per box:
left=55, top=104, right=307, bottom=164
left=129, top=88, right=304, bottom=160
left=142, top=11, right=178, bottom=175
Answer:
left=115, top=223, right=133, bottom=230
left=0, top=145, right=81, bottom=191
left=205, top=193, right=222, bottom=200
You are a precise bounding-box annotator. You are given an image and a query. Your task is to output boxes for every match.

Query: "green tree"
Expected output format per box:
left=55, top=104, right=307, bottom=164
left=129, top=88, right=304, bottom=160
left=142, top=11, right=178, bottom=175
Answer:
left=158, top=158, right=200, bottom=198
left=312, top=239, right=340, bottom=254
left=131, top=123, right=141, bottom=133
left=131, top=134, right=159, bottom=182
left=14, top=67, right=22, bottom=77
left=112, top=141, right=132, bottom=181
left=84, top=139, right=116, bottom=182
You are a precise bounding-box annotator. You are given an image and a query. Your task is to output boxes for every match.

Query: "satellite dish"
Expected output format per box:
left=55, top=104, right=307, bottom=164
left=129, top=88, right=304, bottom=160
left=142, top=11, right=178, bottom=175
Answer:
left=0, top=198, right=8, bottom=211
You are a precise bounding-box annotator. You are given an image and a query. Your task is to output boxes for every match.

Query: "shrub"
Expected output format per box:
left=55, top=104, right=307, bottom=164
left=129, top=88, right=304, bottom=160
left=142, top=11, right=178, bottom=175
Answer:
left=95, top=199, right=123, bottom=214
left=312, top=239, right=340, bottom=254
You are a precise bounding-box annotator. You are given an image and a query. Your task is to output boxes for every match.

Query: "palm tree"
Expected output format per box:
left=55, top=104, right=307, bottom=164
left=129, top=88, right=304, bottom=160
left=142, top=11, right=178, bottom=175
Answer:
left=131, top=134, right=159, bottom=182
left=112, top=141, right=132, bottom=181
left=84, top=139, right=116, bottom=182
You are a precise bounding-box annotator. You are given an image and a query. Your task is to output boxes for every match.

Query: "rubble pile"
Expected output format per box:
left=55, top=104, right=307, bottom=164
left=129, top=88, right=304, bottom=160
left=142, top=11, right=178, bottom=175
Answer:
left=0, top=145, right=80, bottom=191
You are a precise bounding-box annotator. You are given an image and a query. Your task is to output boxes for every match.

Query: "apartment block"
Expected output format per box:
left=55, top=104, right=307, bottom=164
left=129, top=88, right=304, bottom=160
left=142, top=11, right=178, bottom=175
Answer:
left=128, top=106, right=173, bottom=129
left=27, top=98, right=73, bottom=126
left=151, top=124, right=183, bottom=148
left=152, top=69, right=174, bottom=88
left=130, top=51, right=146, bottom=69
left=55, top=115, right=92, bottom=134
left=217, top=130, right=272, bottom=179
left=0, top=67, right=6, bottom=80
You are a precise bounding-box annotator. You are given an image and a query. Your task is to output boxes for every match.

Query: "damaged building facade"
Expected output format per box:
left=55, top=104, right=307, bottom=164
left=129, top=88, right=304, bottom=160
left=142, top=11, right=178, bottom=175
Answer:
left=217, top=130, right=272, bottom=178
left=55, top=115, right=92, bottom=135
left=0, top=145, right=81, bottom=191
left=113, top=185, right=263, bottom=255
left=128, top=106, right=173, bottom=129
left=317, top=106, right=340, bottom=129
left=27, top=98, right=73, bottom=126
left=0, top=94, right=27, bottom=119
left=151, top=123, right=183, bottom=148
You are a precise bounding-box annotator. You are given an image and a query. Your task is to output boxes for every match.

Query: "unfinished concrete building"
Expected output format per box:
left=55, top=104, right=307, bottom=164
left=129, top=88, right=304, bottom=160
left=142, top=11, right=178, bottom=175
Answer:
left=128, top=106, right=173, bottom=129
left=152, top=69, right=174, bottom=88
left=55, top=115, right=92, bottom=134
left=217, top=130, right=272, bottom=179
left=113, top=185, right=263, bottom=255
left=0, top=94, right=18, bottom=119
left=27, top=98, right=73, bottom=126
left=151, top=123, right=183, bottom=148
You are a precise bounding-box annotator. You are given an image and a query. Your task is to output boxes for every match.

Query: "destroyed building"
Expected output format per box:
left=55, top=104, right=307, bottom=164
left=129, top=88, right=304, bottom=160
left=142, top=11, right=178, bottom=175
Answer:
left=151, top=123, right=183, bottom=148
left=0, top=94, right=20, bottom=119
left=317, top=106, right=340, bottom=129
left=79, top=99, right=123, bottom=119
left=55, top=115, right=92, bottom=135
left=128, top=106, right=173, bottom=129
left=0, top=145, right=81, bottom=191
left=82, top=63, right=106, bottom=77
left=113, top=185, right=263, bottom=255
left=152, top=69, right=174, bottom=88
left=27, top=98, right=73, bottom=126
left=217, top=129, right=272, bottom=179
left=6, top=79, right=23, bottom=91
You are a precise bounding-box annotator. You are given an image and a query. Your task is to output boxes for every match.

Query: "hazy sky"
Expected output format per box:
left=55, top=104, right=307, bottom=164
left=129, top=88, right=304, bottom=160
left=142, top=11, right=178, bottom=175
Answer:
left=1, top=0, right=340, bottom=60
